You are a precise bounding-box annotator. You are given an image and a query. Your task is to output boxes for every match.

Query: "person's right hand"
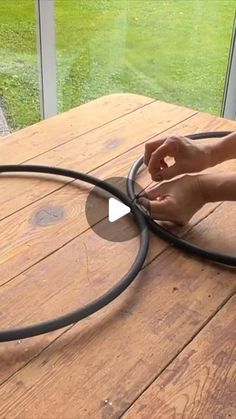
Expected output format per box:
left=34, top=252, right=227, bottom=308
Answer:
left=138, top=174, right=205, bottom=225
left=144, top=135, right=211, bottom=181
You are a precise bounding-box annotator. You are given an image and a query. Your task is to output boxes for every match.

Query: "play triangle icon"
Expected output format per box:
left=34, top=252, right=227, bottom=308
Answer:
left=108, top=197, right=130, bottom=222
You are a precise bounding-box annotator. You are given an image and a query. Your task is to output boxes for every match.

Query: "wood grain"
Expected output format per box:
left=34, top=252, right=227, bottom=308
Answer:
left=0, top=93, right=154, bottom=165
left=0, top=100, right=198, bottom=285
left=0, top=145, right=232, bottom=289
left=1, top=107, right=236, bottom=225
left=124, top=295, right=236, bottom=419
left=0, top=99, right=196, bottom=221
left=0, top=190, right=236, bottom=418
left=0, top=110, right=235, bottom=285
left=0, top=95, right=236, bottom=418
left=0, top=241, right=235, bottom=418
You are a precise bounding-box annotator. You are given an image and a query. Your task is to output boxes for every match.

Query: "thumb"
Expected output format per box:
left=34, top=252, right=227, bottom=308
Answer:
left=154, top=164, right=181, bottom=181
left=137, top=196, right=172, bottom=221
left=145, top=184, right=165, bottom=200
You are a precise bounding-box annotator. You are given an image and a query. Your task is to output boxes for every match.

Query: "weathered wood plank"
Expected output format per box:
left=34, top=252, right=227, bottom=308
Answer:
left=0, top=107, right=235, bottom=225
left=1, top=107, right=235, bottom=227
left=180, top=200, right=236, bottom=257
left=0, top=98, right=235, bottom=418
left=0, top=93, right=154, bottom=164
left=0, top=162, right=234, bottom=388
left=124, top=295, right=236, bottom=419
left=0, top=100, right=196, bottom=221
left=32, top=100, right=196, bottom=170
left=0, top=238, right=235, bottom=417
left=0, top=110, right=235, bottom=289
left=0, top=102, right=197, bottom=285
left=0, top=188, right=235, bottom=411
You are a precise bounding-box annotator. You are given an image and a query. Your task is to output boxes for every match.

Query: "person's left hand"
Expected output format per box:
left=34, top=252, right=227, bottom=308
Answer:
left=138, top=175, right=205, bottom=225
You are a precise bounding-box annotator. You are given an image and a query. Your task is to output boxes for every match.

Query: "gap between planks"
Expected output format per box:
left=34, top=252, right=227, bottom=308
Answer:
left=0, top=109, right=197, bottom=224
left=21, top=98, right=157, bottom=166
left=120, top=290, right=236, bottom=418
left=0, top=93, right=155, bottom=165
left=0, top=111, right=235, bottom=290
left=0, top=102, right=235, bottom=410
left=122, top=292, right=236, bottom=418
left=0, top=198, right=234, bottom=392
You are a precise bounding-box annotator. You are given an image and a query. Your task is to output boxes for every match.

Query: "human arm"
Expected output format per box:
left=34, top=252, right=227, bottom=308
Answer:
left=207, top=131, right=236, bottom=167
left=138, top=172, right=236, bottom=225
left=144, top=132, right=236, bottom=181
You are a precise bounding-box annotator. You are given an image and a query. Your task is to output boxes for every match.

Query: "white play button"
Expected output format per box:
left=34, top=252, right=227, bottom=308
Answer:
left=85, top=176, right=144, bottom=242
left=108, top=197, right=130, bottom=222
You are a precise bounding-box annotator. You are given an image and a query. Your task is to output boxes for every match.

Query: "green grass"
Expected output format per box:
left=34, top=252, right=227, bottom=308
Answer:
left=0, top=0, right=235, bottom=130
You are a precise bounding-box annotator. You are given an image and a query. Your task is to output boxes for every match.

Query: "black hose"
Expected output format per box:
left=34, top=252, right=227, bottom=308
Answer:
left=127, top=131, right=236, bottom=267
left=0, top=165, right=149, bottom=342
left=0, top=131, right=234, bottom=341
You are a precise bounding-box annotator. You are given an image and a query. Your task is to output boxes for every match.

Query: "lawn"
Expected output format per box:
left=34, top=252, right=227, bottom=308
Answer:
left=0, top=0, right=235, bottom=130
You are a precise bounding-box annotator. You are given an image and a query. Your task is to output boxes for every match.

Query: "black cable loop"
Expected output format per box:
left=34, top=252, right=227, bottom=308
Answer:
left=0, top=131, right=234, bottom=342
left=127, top=131, right=236, bottom=267
left=0, top=165, right=149, bottom=342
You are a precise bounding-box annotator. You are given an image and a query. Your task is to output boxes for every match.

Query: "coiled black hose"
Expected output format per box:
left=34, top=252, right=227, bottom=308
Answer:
left=0, top=165, right=149, bottom=342
left=0, top=131, right=235, bottom=341
left=127, top=131, right=236, bottom=267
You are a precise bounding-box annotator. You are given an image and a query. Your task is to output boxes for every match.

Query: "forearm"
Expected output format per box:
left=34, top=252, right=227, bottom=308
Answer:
left=200, top=172, right=236, bottom=203
left=207, top=132, right=236, bottom=166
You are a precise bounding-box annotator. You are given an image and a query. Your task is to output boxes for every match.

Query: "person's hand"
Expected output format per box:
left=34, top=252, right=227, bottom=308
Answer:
left=144, top=135, right=211, bottom=181
left=138, top=175, right=205, bottom=225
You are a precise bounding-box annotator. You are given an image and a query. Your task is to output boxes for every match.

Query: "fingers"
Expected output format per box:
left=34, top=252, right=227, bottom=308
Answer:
left=143, top=183, right=165, bottom=200
left=146, top=136, right=183, bottom=180
left=152, top=164, right=181, bottom=181
left=138, top=196, right=174, bottom=222
left=138, top=197, right=184, bottom=225
left=160, top=158, right=168, bottom=169
left=148, top=142, right=175, bottom=178
left=144, top=138, right=164, bottom=166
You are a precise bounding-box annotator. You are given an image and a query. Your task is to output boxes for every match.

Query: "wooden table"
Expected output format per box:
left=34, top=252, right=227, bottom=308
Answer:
left=0, top=94, right=235, bottom=418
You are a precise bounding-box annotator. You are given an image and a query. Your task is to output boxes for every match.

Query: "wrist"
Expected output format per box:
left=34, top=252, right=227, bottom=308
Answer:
left=205, top=132, right=236, bottom=167
left=194, top=174, right=207, bottom=207
left=198, top=173, right=221, bottom=204
left=203, top=140, right=225, bottom=168
left=202, top=143, right=215, bottom=168
left=199, top=172, right=236, bottom=203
